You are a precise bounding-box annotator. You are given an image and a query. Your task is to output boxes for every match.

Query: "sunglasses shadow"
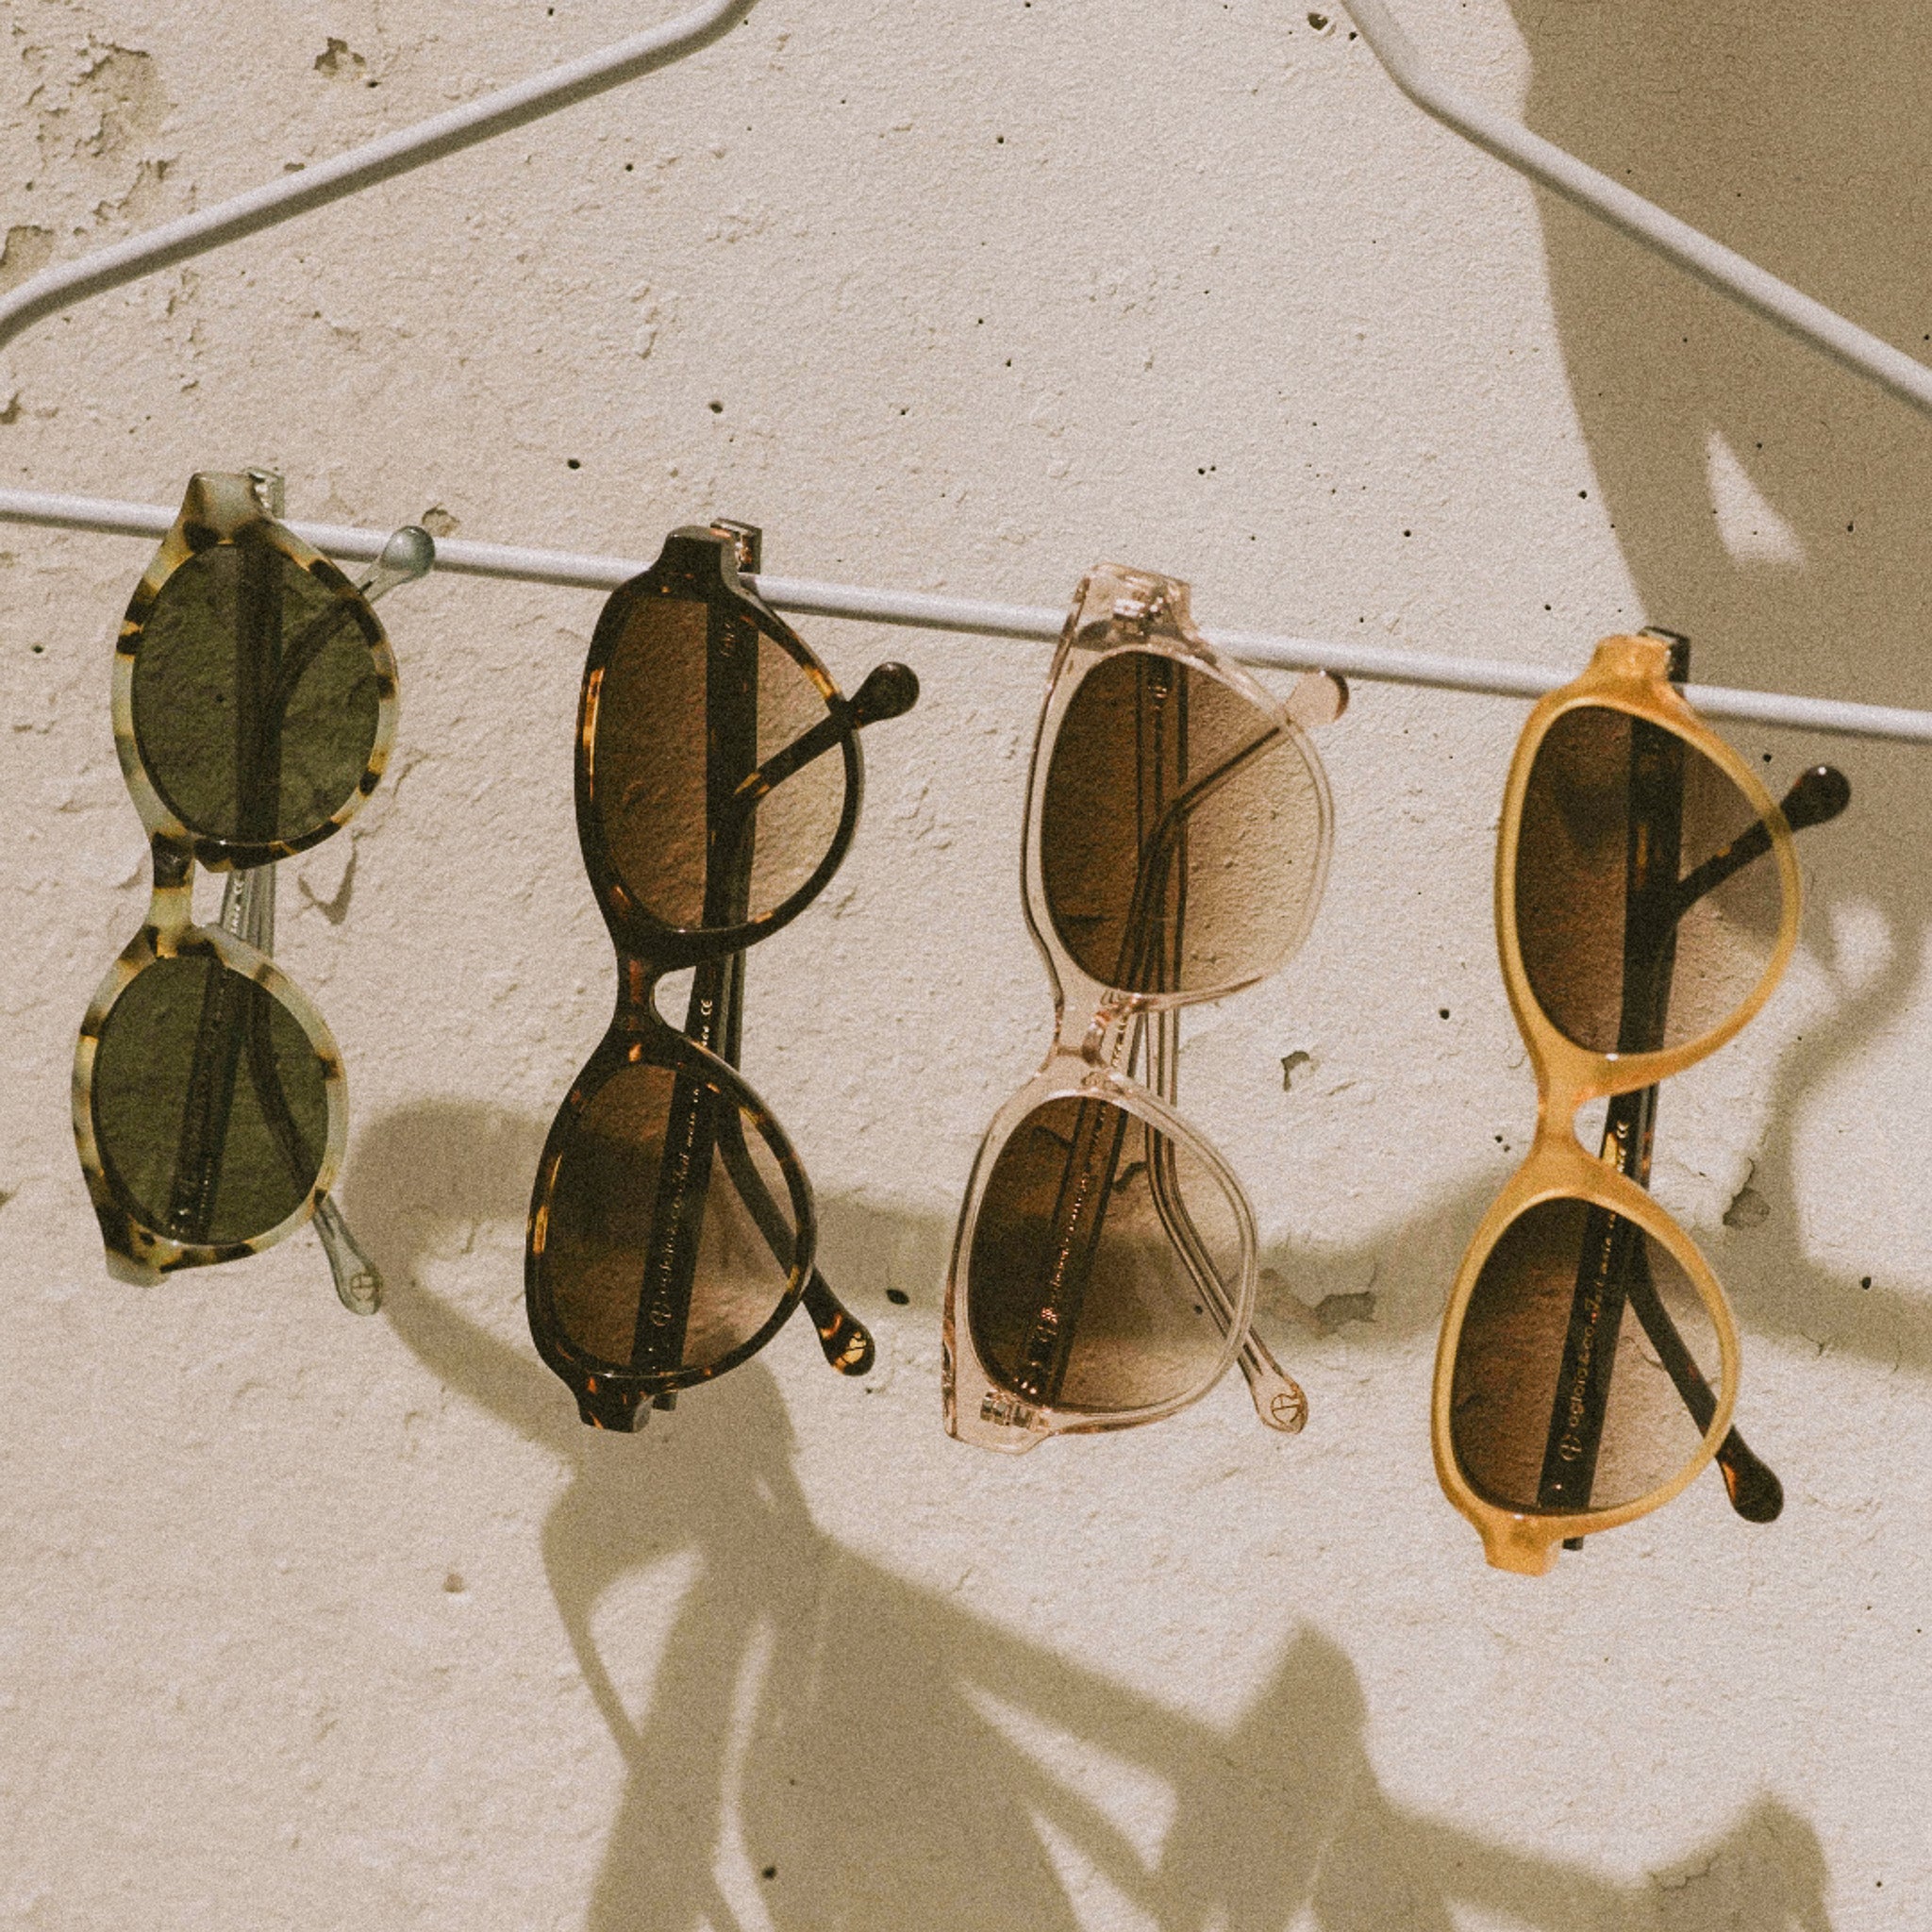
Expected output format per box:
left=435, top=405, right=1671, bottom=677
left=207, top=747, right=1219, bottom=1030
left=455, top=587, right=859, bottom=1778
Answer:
left=1256, top=901, right=1932, bottom=1404
left=1478, top=0, right=1932, bottom=1385
left=342, top=1098, right=1837, bottom=1931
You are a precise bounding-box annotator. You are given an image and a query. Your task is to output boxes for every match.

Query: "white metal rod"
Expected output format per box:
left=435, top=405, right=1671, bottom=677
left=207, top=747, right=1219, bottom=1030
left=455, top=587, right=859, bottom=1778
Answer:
left=0, top=0, right=753, bottom=355
left=5, top=485, right=1926, bottom=745
left=1343, top=0, right=1932, bottom=421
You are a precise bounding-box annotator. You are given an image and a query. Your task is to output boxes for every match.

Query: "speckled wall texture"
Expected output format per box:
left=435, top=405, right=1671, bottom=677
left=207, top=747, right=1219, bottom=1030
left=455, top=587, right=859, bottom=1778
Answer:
left=3, top=1, right=1928, bottom=1926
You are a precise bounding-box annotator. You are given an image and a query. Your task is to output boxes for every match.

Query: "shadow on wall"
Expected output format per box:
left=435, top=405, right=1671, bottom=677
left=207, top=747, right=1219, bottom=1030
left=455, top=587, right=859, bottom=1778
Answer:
left=345, top=1098, right=1836, bottom=1930
left=1493, top=0, right=1932, bottom=1399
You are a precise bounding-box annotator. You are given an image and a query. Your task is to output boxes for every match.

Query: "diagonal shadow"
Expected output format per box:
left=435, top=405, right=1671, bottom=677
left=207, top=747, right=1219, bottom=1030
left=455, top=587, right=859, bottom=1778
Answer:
left=1494, top=0, right=1932, bottom=1391
left=342, top=1097, right=1838, bottom=1929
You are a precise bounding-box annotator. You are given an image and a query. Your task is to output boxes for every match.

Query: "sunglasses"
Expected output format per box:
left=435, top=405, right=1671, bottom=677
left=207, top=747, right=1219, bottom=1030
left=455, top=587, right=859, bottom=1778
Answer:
left=945, top=563, right=1343, bottom=1451
left=73, top=470, right=430, bottom=1308
left=1434, top=631, right=1851, bottom=1573
left=525, top=521, right=919, bottom=1430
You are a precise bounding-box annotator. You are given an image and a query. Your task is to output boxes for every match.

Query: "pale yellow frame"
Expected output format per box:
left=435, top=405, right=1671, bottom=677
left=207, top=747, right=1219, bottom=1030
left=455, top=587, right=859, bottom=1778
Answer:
left=1431, top=634, right=1803, bottom=1574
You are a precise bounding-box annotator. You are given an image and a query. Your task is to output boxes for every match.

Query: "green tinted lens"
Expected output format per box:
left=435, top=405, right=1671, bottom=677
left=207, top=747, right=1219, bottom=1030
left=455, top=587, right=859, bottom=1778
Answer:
left=92, top=955, right=328, bottom=1246
left=132, top=533, right=382, bottom=844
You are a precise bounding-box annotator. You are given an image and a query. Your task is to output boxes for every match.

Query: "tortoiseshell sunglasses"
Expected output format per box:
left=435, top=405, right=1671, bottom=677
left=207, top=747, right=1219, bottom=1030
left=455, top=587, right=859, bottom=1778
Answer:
left=525, top=521, right=919, bottom=1430
left=1436, top=631, right=1849, bottom=1573
left=73, top=470, right=430, bottom=1308
left=945, top=563, right=1343, bottom=1451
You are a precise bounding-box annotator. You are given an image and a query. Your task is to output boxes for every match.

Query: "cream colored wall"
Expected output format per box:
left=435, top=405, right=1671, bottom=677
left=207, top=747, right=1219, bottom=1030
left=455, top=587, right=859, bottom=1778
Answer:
left=3, top=1, right=1928, bottom=1924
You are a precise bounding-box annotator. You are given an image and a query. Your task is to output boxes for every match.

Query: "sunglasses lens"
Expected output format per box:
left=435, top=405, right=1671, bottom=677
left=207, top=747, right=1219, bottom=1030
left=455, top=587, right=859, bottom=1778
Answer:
left=1450, top=1196, right=1724, bottom=1514
left=1041, top=651, right=1325, bottom=997
left=1515, top=707, right=1785, bottom=1054
left=133, top=535, right=383, bottom=845
left=594, top=595, right=846, bottom=931
left=968, top=1095, right=1245, bottom=1414
left=92, top=956, right=328, bottom=1245
left=537, top=1061, right=806, bottom=1376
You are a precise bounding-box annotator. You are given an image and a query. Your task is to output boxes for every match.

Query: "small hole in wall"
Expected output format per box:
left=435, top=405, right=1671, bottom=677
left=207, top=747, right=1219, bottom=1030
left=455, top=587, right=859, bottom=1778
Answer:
left=1862, top=1276, right=1874, bottom=1290
left=708, top=399, right=724, bottom=413
left=1438, top=1008, right=1450, bottom=1020
left=761, top=1867, right=777, bottom=1882
left=566, top=458, right=580, bottom=470
left=443, top=1572, right=465, bottom=1593
left=30, top=642, right=42, bottom=654
left=885, top=1288, right=910, bottom=1306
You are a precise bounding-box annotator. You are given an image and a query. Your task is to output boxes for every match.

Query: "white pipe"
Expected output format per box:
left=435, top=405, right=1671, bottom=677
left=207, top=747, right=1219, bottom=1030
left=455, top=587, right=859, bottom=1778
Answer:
left=4, top=485, right=1925, bottom=745
left=0, top=0, right=754, bottom=354
left=1342, top=0, right=1932, bottom=421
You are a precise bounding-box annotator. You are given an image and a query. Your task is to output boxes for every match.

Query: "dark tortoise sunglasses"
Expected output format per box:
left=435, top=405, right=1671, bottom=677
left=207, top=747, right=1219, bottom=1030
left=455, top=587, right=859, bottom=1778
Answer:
left=525, top=520, right=919, bottom=1429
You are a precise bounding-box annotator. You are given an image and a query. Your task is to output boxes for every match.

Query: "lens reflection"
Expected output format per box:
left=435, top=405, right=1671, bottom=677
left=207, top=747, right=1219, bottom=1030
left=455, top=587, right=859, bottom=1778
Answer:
left=93, top=954, right=327, bottom=1245
left=539, top=1059, right=802, bottom=1374
left=968, top=1094, right=1243, bottom=1414
left=593, top=594, right=846, bottom=931
left=1515, top=707, right=1784, bottom=1054
left=1039, top=651, right=1325, bottom=998
left=133, top=536, right=382, bottom=844
left=1450, top=1195, right=1723, bottom=1514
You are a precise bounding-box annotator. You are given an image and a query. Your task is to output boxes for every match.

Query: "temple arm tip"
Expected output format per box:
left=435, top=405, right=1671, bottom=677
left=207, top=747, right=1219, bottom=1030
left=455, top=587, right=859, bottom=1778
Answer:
left=851, top=661, right=920, bottom=726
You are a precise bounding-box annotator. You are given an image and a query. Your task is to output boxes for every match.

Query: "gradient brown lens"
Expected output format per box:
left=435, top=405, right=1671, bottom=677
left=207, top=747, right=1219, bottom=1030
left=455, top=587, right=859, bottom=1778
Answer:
left=92, top=954, right=328, bottom=1245
left=968, top=1095, right=1243, bottom=1413
left=593, top=594, right=846, bottom=931
left=133, top=535, right=382, bottom=844
left=1040, top=651, right=1324, bottom=996
left=1515, top=707, right=1785, bottom=1054
left=1450, top=1196, right=1723, bottom=1514
left=538, top=1060, right=803, bottom=1374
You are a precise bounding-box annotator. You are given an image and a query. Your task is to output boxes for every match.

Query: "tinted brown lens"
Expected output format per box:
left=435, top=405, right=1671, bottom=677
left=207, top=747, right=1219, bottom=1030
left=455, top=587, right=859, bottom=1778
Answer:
left=968, top=1095, right=1243, bottom=1413
left=1040, top=651, right=1324, bottom=996
left=593, top=593, right=845, bottom=930
left=538, top=1061, right=803, bottom=1374
left=1515, top=707, right=1785, bottom=1054
left=133, top=535, right=382, bottom=844
left=1450, top=1196, right=1723, bottom=1514
left=92, top=955, right=328, bottom=1245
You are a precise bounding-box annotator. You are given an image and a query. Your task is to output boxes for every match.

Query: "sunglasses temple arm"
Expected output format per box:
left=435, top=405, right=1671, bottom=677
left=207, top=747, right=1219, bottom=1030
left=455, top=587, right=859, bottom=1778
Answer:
left=1143, top=1011, right=1307, bottom=1433
left=729, top=659, right=920, bottom=811
left=264, top=525, right=435, bottom=728
left=1667, top=764, right=1851, bottom=932
left=218, top=864, right=385, bottom=1314
left=712, top=958, right=874, bottom=1374
left=355, top=525, right=436, bottom=604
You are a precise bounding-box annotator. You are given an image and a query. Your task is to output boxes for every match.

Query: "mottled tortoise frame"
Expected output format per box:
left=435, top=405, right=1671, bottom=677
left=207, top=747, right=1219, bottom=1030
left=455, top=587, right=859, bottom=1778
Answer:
left=73, top=470, right=426, bottom=1304
left=525, top=521, right=919, bottom=1430
left=1434, top=632, right=1849, bottom=1574
left=945, top=563, right=1343, bottom=1453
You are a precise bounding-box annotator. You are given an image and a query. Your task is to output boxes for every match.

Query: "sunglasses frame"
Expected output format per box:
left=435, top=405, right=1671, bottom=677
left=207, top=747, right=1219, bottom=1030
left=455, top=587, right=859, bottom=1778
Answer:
left=525, top=523, right=902, bottom=1429
left=945, top=564, right=1334, bottom=1451
left=1432, top=633, right=1803, bottom=1574
left=73, top=472, right=399, bottom=1280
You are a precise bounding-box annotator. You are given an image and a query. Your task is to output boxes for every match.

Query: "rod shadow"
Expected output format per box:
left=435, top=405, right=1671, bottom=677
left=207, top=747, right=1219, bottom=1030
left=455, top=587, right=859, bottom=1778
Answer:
left=342, top=1097, right=1837, bottom=1930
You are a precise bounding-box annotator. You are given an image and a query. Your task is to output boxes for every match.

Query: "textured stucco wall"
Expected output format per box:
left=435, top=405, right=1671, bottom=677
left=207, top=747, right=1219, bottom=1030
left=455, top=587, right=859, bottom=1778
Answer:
left=3, top=1, right=1930, bottom=1925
